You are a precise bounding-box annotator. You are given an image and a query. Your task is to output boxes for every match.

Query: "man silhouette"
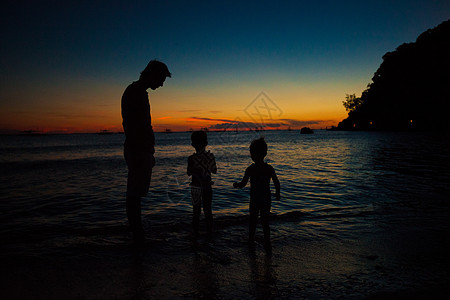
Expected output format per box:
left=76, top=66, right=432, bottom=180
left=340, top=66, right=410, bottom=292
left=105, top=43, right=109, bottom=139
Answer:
left=121, top=60, right=171, bottom=241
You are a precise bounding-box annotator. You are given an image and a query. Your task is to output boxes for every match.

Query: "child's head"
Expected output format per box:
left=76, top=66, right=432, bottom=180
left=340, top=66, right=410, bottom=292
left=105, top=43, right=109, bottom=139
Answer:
left=250, top=137, right=267, bottom=162
left=191, top=130, right=208, bottom=151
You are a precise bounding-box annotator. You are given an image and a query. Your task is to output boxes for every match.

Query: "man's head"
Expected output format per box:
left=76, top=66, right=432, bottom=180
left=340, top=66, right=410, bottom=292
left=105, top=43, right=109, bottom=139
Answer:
left=250, top=137, right=267, bottom=162
left=140, top=60, right=171, bottom=90
left=191, top=130, right=208, bottom=152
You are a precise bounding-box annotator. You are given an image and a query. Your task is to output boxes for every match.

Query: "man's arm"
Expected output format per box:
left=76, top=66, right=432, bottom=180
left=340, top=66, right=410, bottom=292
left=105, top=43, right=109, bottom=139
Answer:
left=143, top=100, right=155, bottom=155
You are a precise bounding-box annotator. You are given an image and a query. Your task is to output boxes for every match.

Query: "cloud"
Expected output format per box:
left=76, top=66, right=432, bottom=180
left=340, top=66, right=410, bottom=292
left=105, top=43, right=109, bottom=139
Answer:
left=188, top=116, right=328, bottom=129
left=210, top=119, right=326, bottom=129
left=189, top=117, right=240, bottom=124
left=211, top=122, right=286, bottom=129
left=210, top=121, right=280, bottom=130
left=279, top=119, right=324, bottom=126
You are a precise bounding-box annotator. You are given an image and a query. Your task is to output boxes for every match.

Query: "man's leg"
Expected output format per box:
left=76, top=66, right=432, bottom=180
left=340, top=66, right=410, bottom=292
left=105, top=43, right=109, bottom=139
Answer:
left=126, top=196, right=144, bottom=241
left=124, top=148, right=152, bottom=242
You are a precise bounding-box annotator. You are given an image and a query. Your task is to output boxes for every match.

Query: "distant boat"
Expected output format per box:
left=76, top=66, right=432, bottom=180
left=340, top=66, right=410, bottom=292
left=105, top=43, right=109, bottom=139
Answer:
left=18, top=130, right=46, bottom=136
left=164, top=128, right=173, bottom=133
left=300, top=127, right=314, bottom=134
left=97, top=130, right=114, bottom=135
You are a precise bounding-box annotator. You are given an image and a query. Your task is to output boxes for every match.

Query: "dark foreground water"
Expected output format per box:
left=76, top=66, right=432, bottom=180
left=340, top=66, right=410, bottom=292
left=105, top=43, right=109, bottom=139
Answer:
left=1, top=130, right=450, bottom=299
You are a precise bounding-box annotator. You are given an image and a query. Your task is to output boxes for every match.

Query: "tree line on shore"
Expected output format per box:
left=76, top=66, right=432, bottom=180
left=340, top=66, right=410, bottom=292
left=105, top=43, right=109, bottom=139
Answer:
left=337, top=19, right=450, bottom=131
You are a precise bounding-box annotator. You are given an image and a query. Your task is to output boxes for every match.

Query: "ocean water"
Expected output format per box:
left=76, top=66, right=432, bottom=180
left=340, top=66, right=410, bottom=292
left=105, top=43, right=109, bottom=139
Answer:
left=1, top=130, right=450, bottom=253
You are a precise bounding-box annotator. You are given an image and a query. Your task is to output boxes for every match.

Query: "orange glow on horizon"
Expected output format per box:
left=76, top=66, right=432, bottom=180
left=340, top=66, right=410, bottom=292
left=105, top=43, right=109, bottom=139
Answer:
left=0, top=112, right=346, bottom=134
left=0, top=79, right=352, bottom=134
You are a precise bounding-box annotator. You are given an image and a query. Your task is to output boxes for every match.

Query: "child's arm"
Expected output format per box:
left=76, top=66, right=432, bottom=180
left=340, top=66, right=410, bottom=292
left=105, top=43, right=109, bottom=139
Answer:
left=233, top=168, right=250, bottom=188
left=272, top=168, right=280, bottom=201
left=210, top=153, right=217, bottom=174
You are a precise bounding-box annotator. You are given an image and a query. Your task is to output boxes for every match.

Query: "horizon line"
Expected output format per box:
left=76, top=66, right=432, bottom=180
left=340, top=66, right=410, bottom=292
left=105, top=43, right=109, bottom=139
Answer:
left=0, top=127, right=327, bottom=135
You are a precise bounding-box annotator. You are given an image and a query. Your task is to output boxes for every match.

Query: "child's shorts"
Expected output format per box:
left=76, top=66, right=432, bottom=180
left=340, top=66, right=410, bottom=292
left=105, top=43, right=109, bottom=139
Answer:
left=191, top=186, right=202, bottom=206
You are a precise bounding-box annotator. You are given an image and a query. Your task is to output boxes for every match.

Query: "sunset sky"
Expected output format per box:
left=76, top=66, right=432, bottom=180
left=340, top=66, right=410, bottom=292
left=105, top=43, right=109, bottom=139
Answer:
left=1, top=0, right=449, bottom=133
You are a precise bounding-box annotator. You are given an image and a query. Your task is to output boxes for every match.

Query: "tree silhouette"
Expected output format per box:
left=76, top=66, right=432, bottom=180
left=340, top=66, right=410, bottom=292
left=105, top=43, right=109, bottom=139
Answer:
left=337, top=19, right=450, bottom=131
left=342, top=94, right=363, bottom=113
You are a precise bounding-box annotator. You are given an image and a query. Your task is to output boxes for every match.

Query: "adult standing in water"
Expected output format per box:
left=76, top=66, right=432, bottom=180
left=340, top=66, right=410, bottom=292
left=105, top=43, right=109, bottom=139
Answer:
left=121, top=60, right=171, bottom=242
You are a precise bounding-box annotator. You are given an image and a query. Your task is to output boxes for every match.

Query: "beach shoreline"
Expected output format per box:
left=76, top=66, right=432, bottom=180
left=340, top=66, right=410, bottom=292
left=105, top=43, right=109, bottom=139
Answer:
left=3, top=214, right=450, bottom=299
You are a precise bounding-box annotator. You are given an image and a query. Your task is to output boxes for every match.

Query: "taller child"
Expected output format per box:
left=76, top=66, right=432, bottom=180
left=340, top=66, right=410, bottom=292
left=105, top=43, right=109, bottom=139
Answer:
left=187, top=131, right=217, bottom=236
left=121, top=60, right=171, bottom=242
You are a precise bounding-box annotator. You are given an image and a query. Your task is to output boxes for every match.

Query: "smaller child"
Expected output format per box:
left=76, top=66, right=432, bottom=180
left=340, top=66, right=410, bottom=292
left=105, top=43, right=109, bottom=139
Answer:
left=187, top=131, right=217, bottom=236
left=234, top=137, right=280, bottom=254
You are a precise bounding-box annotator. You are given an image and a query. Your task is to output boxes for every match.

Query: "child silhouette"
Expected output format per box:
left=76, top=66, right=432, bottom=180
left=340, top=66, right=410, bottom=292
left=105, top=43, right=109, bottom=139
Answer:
left=234, top=137, right=280, bottom=254
left=187, top=131, right=217, bottom=236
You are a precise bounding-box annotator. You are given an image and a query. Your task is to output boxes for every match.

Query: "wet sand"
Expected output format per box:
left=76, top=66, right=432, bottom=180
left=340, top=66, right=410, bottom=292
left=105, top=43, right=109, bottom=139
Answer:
left=3, top=217, right=450, bottom=299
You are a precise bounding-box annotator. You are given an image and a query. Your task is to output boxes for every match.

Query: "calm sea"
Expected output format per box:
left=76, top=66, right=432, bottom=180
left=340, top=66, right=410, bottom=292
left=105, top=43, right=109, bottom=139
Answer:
left=1, top=130, right=450, bottom=258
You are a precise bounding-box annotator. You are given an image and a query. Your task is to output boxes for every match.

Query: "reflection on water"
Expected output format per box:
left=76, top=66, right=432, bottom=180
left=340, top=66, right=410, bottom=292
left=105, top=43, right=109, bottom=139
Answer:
left=1, top=131, right=450, bottom=253
left=2, top=130, right=450, bottom=298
